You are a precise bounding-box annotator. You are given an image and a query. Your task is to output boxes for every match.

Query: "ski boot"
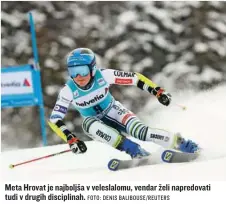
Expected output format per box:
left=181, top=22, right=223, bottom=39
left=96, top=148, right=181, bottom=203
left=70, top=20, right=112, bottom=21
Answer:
left=173, top=133, right=200, bottom=153
left=117, top=136, right=150, bottom=158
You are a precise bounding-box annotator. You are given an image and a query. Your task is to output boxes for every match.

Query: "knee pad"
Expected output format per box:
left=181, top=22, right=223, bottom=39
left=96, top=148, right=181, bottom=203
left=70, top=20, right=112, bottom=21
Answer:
left=82, top=117, right=122, bottom=148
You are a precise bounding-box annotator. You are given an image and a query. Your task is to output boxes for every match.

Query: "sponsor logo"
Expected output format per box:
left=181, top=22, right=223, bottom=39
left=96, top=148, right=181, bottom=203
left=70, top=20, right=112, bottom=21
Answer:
left=97, top=78, right=105, bottom=86
left=113, top=104, right=120, bottom=110
left=150, top=134, right=164, bottom=140
left=114, top=71, right=135, bottom=77
left=164, top=136, right=170, bottom=142
left=23, top=79, right=31, bottom=87
left=54, top=105, right=67, bottom=114
left=61, top=96, right=71, bottom=103
left=113, top=105, right=129, bottom=115
left=73, top=90, right=79, bottom=97
left=115, top=78, right=133, bottom=84
left=1, top=82, right=21, bottom=87
left=96, top=129, right=111, bottom=142
left=1, top=78, right=31, bottom=87
left=50, top=114, right=63, bottom=120
left=57, top=96, right=71, bottom=104
left=76, top=94, right=104, bottom=107
left=163, top=151, right=174, bottom=162
left=109, top=159, right=120, bottom=170
left=122, top=113, right=135, bottom=125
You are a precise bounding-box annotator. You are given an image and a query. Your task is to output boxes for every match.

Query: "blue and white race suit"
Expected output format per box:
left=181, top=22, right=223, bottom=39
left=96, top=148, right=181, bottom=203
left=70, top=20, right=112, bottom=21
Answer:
left=50, top=69, right=175, bottom=148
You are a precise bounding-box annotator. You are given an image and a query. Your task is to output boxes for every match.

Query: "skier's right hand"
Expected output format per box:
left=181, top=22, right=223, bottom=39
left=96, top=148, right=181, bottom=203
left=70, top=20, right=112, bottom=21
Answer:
left=67, top=133, right=87, bottom=154
left=153, top=87, right=172, bottom=106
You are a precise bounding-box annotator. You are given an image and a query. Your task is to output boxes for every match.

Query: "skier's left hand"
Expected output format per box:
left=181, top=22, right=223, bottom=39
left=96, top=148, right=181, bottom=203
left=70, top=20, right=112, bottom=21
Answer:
left=153, top=87, right=172, bottom=106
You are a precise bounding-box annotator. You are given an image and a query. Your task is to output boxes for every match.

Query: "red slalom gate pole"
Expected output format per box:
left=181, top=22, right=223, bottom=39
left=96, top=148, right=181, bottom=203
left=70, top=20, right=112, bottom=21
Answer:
left=9, top=149, right=71, bottom=169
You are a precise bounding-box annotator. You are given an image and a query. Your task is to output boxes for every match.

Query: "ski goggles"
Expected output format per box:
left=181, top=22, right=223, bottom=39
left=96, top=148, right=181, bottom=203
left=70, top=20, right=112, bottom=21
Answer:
left=68, top=65, right=90, bottom=78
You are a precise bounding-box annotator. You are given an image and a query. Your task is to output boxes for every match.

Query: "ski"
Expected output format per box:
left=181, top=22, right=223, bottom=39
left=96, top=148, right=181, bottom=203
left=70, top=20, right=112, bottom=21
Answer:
left=108, top=149, right=200, bottom=171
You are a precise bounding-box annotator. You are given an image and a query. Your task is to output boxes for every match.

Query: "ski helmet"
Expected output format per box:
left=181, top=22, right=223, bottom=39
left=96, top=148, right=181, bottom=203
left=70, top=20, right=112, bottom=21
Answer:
left=66, top=48, right=96, bottom=78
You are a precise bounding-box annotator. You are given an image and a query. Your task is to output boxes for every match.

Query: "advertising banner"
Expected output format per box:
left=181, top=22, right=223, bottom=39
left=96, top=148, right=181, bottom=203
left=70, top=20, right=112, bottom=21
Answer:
left=1, top=64, right=42, bottom=108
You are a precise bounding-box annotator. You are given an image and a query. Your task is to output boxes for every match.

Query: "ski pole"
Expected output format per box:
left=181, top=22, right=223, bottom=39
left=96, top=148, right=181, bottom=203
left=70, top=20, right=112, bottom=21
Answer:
left=172, top=102, right=187, bottom=111
left=9, top=149, right=71, bottom=169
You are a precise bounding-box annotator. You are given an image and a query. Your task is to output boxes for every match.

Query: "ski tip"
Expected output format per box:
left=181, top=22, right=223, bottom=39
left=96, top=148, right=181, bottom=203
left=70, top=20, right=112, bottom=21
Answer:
left=108, top=159, right=120, bottom=171
left=161, top=150, right=175, bottom=163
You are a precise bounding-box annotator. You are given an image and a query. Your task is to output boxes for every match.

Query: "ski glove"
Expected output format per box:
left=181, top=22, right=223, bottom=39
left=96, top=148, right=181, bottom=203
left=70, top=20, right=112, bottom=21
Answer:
left=67, top=133, right=87, bottom=154
left=153, top=87, right=172, bottom=106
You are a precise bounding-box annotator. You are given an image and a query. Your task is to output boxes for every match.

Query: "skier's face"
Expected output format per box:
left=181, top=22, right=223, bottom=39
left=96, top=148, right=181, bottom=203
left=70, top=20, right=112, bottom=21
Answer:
left=73, top=73, right=91, bottom=87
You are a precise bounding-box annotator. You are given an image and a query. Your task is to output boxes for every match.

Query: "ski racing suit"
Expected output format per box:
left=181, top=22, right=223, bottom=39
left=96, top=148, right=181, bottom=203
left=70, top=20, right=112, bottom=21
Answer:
left=49, top=69, right=179, bottom=157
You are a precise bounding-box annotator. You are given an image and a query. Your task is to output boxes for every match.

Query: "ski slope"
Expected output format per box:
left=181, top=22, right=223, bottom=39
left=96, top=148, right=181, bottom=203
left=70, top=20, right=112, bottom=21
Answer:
left=1, top=85, right=226, bottom=182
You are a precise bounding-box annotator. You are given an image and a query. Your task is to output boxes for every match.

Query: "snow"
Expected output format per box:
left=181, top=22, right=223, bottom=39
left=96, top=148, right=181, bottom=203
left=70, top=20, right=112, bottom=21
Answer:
left=209, top=1, right=222, bottom=8
left=58, top=36, right=76, bottom=48
left=162, top=61, right=198, bottom=77
left=105, top=40, right=131, bottom=60
left=178, top=52, right=194, bottom=61
left=200, top=66, right=223, bottom=83
left=1, top=11, right=24, bottom=27
left=202, top=27, right=218, bottom=39
left=208, top=11, right=221, bottom=20
left=212, top=21, right=226, bottom=34
left=44, top=58, right=60, bottom=70
left=164, top=1, right=201, bottom=8
left=1, top=85, right=226, bottom=182
left=208, top=41, right=226, bottom=57
left=118, top=11, right=138, bottom=25
left=83, top=15, right=100, bottom=28
left=14, top=31, right=30, bottom=55
left=194, top=42, right=208, bottom=53
left=39, top=2, right=55, bottom=13
left=172, top=7, right=191, bottom=19
left=45, top=85, right=60, bottom=96
left=49, top=42, right=59, bottom=57
left=53, top=11, right=67, bottom=19
left=144, top=5, right=184, bottom=34
left=29, top=10, right=46, bottom=23
left=133, top=57, right=153, bottom=72
left=133, top=21, right=159, bottom=33
left=153, top=35, right=176, bottom=51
